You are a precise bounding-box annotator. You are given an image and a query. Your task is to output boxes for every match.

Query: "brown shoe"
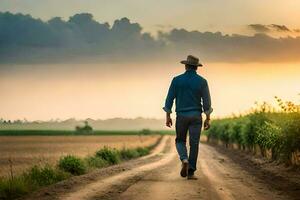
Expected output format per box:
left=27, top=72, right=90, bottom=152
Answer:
left=180, top=160, right=189, bottom=177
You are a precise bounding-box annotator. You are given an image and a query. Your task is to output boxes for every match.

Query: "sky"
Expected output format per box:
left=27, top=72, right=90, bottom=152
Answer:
left=0, top=0, right=300, bottom=121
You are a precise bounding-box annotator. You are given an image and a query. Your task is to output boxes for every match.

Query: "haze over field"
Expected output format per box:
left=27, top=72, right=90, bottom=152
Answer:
left=0, top=0, right=299, bottom=121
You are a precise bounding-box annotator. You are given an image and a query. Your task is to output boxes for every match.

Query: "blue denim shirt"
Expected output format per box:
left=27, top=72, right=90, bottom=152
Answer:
left=163, top=70, right=213, bottom=116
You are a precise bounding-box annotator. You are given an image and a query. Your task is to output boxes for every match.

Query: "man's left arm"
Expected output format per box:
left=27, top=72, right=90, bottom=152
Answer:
left=201, top=80, right=213, bottom=130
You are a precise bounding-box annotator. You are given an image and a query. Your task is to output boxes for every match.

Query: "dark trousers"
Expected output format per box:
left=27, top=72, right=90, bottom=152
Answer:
left=175, top=115, right=202, bottom=171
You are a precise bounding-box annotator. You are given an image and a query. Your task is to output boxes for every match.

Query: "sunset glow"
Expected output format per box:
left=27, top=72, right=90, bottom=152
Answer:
left=1, top=62, right=299, bottom=120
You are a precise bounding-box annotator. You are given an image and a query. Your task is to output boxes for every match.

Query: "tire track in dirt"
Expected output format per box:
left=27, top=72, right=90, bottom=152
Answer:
left=106, top=150, right=221, bottom=200
left=95, top=143, right=292, bottom=200
left=59, top=136, right=176, bottom=200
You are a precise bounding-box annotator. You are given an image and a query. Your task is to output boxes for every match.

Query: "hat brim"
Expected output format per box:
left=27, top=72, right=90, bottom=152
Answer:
left=180, top=60, right=203, bottom=67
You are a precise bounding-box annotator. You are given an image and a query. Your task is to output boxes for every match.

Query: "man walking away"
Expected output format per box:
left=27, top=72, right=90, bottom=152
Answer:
left=163, top=55, right=213, bottom=180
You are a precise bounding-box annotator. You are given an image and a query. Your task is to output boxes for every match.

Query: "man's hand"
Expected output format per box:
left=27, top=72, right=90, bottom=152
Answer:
left=204, top=118, right=210, bottom=130
left=166, top=114, right=172, bottom=128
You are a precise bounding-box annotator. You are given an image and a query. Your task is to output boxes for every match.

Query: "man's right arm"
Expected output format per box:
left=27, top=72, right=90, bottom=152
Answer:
left=163, top=78, right=176, bottom=127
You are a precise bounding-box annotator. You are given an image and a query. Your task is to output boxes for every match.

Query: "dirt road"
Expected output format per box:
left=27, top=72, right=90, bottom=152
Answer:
left=28, top=136, right=299, bottom=200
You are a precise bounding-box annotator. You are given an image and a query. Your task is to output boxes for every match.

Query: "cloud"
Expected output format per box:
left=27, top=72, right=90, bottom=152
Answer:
left=248, top=24, right=270, bottom=32
left=154, top=24, right=174, bottom=29
left=270, top=24, right=290, bottom=32
left=1, top=12, right=300, bottom=64
left=294, top=29, right=300, bottom=33
left=0, top=12, right=162, bottom=63
left=248, top=23, right=291, bottom=33
left=159, top=29, right=300, bottom=62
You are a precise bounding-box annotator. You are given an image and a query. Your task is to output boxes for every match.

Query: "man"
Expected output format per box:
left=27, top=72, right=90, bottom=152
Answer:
left=163, top=55, right=213, bottom=179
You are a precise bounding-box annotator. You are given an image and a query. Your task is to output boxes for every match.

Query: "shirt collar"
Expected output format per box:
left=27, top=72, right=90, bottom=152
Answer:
left=185, top=69, right=197, bottom=74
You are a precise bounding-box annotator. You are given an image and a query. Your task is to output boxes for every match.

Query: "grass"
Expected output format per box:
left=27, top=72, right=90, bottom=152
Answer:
left=0, top=129, right=175, bottom=136
left=0, top=176, right=29, bottom=200
left=0, top=138, right=159, bottom=200
left=0, top=165, right=70, bottom=200
left=95, top=147, right=121, bottom=164
left=58, top=155, right=86, bottom=175
left=119, top=147, right=150, bottom=160
left=85, top=156, right=108, bottom=168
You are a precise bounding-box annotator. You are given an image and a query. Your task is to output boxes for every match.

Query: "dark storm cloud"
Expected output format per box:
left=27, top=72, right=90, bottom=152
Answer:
left=0, top=12, right=162, bottom=63
left=248, top=24, right=270, bottom=32
left=1, top=12, right=300, bottom=64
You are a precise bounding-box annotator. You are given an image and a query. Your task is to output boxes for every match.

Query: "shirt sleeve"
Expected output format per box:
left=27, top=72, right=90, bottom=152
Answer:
left=201, top=80, right=213, bottom=115
left=163, top=78, right=176, bottom=113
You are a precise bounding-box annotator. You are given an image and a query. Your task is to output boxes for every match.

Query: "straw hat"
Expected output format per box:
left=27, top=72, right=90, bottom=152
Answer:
left=180, top=55, right=203, bottom=67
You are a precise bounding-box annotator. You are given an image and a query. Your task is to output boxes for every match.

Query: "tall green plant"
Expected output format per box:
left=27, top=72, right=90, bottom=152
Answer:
left=280, top=113, right=300, bottom=163
left=228, top=120, right=244, bottom=149
left=256, top=121, right=282, bottom=158
left=242, top=113, right=269, bottom=152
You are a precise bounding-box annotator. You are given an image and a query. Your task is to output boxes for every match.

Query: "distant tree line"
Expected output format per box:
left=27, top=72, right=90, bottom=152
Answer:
left=75, top=121, right=93, bottom=134
left=0, top=118, right=25, bottom=124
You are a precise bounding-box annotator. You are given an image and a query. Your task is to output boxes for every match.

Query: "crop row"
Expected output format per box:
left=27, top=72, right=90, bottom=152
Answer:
left=205, top=111, right=300, bottom=165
